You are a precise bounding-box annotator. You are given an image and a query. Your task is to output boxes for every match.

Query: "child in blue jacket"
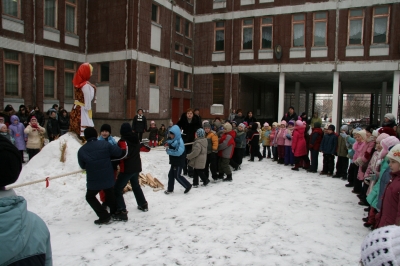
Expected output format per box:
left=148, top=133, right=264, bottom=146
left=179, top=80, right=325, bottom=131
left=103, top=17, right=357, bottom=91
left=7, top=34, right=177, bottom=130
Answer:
left=319, top=124, right=338, bottom=176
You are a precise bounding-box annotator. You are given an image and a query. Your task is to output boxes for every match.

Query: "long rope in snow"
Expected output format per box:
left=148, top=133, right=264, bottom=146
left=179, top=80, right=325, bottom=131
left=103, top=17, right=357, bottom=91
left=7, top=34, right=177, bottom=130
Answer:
left=151, top=142, right=194, bottom=151
left=5, top=169, right=84, bottom=190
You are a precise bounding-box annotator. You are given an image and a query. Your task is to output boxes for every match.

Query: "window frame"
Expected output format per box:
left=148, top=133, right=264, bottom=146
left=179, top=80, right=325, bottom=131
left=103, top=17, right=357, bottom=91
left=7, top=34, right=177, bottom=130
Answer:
left=371, top=6, right=390, bottom=44
left=44, top=0, right=58, bottom=29
left=149, top=65, right=157, bottom=85
left=175, top=42, right=183, bottom=54
left=65, top=0, right=77, bottom=34
left=185, top=20, right=192, bottom=38
left=64, top=61, right=76, bottom=100
left=176, top=15, right=182, bottom=34
left=260, top=17, right=273, bottom=50
left=43, top=58, right=57, bottom=99
left=183, top=73, right=190, bottom=90
left=151, top=3, right=159, bottom=23
left=313, top=12, right=327, bottom=47
left=184, top=46, right=192, bottom=57
left=173, top=70, right=180, bottom=88
left=98, top=62, right=110, bottom=83
left=3, top=50, right=21, bottom=97
left=214, top=21, right=225, bottom=52
left=347, top=8, right=365, bottom=46
left=292, top=14, right=306, bottom=48
left=2, top=0, right=21, bottom=19
left=241, top=18, right=254, bottom=50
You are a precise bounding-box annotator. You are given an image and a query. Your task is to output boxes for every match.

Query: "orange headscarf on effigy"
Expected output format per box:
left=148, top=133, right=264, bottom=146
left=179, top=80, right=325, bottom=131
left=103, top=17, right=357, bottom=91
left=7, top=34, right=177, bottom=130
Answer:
left=72, top=63, right=96, bottom=89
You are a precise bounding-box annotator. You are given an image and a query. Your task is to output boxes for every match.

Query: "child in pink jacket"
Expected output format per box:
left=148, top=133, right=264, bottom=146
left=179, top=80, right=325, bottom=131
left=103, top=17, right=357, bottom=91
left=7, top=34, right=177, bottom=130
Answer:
left=276, top=121, right=287, bottom=164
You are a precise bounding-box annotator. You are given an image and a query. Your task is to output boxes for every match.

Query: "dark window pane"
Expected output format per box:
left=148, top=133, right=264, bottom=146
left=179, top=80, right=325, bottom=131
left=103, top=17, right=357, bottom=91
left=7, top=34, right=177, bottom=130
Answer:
left=66, top=5, right=75, bottom=33
left=150, top=66, right=156, bottom=84
left=293, top=14, right=305, bottom=21
left=350, top=9, right=363, bottom=17
left=174, top=71, right=179, bottom=87
left=101, top=63, right=109, bottom=82
left=216, top=21, right=224, bottom=28
left=261, top=26, right=272, bottom=49
left=213, top=74, right=224, bottom=105
left=65, top=72, right=74, bottom=99
left=44, top=69, right=55, bottom=98
left=373, top=17, right=387, bottom=43
left=375, top=6, right=389, bottom=15
left=315, top=12, right=326, bottom=19
left=176, top=16, right=181, bottom=32
left=151, top=4, right=158, bottom=22
left=215, top=30, right=224, bottom=51
left=3, top=0, right=18, bottom=17
left=45, top=0, right=56, bottom=27
left=314, top=21, right=326, bottom=46
left=64, top=61, right=74, bottom=69
left=44, top=58, right=55, bottom=66
left=349, top=19, right=362, bottom=44
left=5, top=64, right=19, bottom=96
left=262, top=17, right=272, bottom=24
left=243, top=19, right=253, bottom=25
left=243, top=28, right=253, bottom=49
left=185, top=21, right=190, bottom=37
left=293, top=23, right=304, bottom=47
left=5, top=50, right=19, bottom=61
left=184, top=73, right=189, bottom=89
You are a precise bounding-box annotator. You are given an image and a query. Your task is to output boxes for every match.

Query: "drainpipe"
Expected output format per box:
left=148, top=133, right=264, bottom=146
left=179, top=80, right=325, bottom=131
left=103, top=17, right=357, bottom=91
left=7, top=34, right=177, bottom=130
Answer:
left=123, top=0, right=129, bottom=120
left=334, top=0, right=339, bottom=71
left=230, top=0, right=234, bottom=113
left=32, top=0, right=36, bottom=106
left=191, top=1, right=195, bottom=109
left=169, top=1, right=174, bottom=115
left=85, top=0, right=88, bottom=58
left=135, top=0, right=141, bottom=111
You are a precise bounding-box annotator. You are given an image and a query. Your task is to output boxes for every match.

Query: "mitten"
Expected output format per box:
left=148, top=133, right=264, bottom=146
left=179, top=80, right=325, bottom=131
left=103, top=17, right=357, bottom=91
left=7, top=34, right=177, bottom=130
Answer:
left=286, top=134, right=292, bottom=140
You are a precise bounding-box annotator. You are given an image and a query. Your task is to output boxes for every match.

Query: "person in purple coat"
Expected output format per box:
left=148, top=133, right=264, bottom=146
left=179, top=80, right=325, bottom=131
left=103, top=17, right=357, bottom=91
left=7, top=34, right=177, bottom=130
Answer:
left=9, top=115, right=27, bottom=163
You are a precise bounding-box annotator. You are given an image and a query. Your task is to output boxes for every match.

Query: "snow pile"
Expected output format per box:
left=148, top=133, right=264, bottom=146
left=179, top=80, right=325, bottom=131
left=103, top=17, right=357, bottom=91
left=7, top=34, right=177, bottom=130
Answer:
left=13, top=136, right=369, bottom=265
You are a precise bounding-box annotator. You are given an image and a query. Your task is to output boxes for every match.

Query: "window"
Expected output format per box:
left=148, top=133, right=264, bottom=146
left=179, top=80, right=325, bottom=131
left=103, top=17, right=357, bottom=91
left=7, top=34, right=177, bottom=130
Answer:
left=372, top=6, right=390, bottom=44
left=176, top=16, right=181, bottom=33
left=100, top=62, right=109, bottom=82
left=150, top=65, right=157, bottom=84
left=213, top=74, right=224, bottom=104
left=151, top=4, right=159, bottom=23
left=292, top=14, right=305, bottom=47
left=44, top=58, right=57, bottom=98
left=185, top=47, right=192, bottom=56
left=183, top=73, right=190, bottom=89
left=44, top=0, right=57, bottom=28
left=215, top=21, right=225, bottom=51
left=348, top=9, right=364, bottom=45
left=313, top=12, right=327, bottom=47
left=64, top=61, right=75, bottom=99
left=175, top=43, right=183, bottom=53
left=242, top=19, right=253, bottom=50
left=4, top=50, right=20, bottom=96
left=185, top=20, right=192, bottom=38
left=174, top=71, right=180, bottom=87
left=66, top=0, right=76, bottom=34
left=2, top=0, right=20, bottom=18
left=261, top=17, right=273, bottom=49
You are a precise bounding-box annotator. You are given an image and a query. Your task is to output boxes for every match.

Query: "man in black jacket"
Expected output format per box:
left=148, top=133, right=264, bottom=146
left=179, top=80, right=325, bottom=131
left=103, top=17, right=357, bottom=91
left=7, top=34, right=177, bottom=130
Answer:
left=46, top=110, right=60, bottom=142
left=281, top=106, right=298, bottom=124
left=132, top=108, right=147, bottom=141
left=77, top=127, right=123, bottom=225
left=113, top=123, right=148, bottom=221
left=177, top=108, right=202, bottom=177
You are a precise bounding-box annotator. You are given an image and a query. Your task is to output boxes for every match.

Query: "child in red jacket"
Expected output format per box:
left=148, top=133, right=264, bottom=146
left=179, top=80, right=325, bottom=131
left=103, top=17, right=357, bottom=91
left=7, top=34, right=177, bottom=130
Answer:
left=291, top=120, right=310, bottom=171
left=307, top=122, right=323, bottom=173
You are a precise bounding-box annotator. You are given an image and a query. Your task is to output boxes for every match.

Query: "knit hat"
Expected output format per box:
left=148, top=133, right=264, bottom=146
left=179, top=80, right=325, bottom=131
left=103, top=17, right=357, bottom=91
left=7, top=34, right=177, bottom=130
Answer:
left=231, top=121, right=237, bottom=125
left=30, top=116, right=37, bottom=122
left=280, top=120, right=287, bottom=126
left=380, top=136, right=400, bottom=159
left=243, top=122, right=248, bottom=127
left=372, top=129, right=380, bottom=137
left=0, top=123, right=6, bottom=130
left=288, top=120, right=295, bottom=126
left=314, top=122, right=321, bottom=128
left=196, top=128, right=205, bottom=138
left=223, top=122, right=232, bottom=132
left=151, top=121, right=155, bottom=124
left=295, top=120, right=304, bottom=127
left=384, top=113, right=396, bottom=121
left=202, top=120, right=209, bottom=126
left=203, top=123, right=211, bottom=129
left=328, top=124, right=335, bottom=131
left=376, top=133, right=389, bottom=143
left=361, top=225, right=400, bottom=266
left=378, top=127, right=397, bottom=137
left=0, top=134, right=22, bottom=188
left=84, top=127, right=97, bottom=140
left=272, top=122, right=278, bottom=127
left=340, top=125, right=349, bottom=133
left=264, top=122, right=269, bottom=127
left=120, top=123, right=132, bottom=136
left=100, top=124, right=112, bottom=134
left=238, top=123, right=245, bottom=129
left=4, top=104, right=13, bottom=112
left=387, top=143, right=400, bottom=165
left=355, top=129, right=367, bottom=141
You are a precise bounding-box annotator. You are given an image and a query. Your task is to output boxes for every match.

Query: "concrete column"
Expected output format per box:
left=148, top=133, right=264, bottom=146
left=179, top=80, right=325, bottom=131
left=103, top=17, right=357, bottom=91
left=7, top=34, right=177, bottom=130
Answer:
left=374, top=90, right=379, bottom=124
left=278, top=72, right=285, bottom=121
left=338, top=82, right=342, bottom=127
left=392, top=71, right=400, bottom=121
left=305, top=90, right=310, bottom=118
left=294, top=82, right=300, bottom=114
left=332, top=72, right=340, bottom=130
left=380, top=82, right=387, bottom=125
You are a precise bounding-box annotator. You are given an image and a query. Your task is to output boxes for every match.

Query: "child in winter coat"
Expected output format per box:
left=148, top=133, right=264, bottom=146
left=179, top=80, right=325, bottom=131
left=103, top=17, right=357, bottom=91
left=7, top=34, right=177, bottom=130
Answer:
left=291, top=120, right=310, bottom=171
left=164, top=125, right=192, bottom=194
left=334, top=125, right=350, bottom=179
left=276, top=121, right=287, bottom=164
left=307, top=122, right=323, bottom=173
left=344, top=127, right=360, bottom=187
left=319, top=124, right=338, bottom=176
left=24, top=116, right=46, bottom=160
left=9, top=115, right=27, bottom=163
left=147, top=121, right=159, bottom=147
left=284, top=120, right=295, bottom=166
left=247, top=123, right=263, bottom=162
left=230, top=123, right=246, bottom=171
left=375, top=143, right=400, bottom=229
left=0, top=123, right=14, bottom=144
left=270, top=122, right=279, bottom=161
left=261, top=123, right=271, bottom=158
left=203, top=123, right=219, bottom=181
left=187, top=128, right=209, bottom=188
left=218, top=123, right=236, bottom=182
left=158, top=124, right=167, bottom=145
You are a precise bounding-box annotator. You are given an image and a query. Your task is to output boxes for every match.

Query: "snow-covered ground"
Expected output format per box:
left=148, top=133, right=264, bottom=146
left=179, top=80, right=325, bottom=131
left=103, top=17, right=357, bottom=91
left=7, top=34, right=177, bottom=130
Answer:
left=12, top=133, right=368, bottom=265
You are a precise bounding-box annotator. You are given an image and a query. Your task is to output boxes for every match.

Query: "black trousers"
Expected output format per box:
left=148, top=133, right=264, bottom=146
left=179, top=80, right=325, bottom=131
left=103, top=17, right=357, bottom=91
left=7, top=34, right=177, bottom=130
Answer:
left=28, top=149, right=40, bottom=160
left=184, top=145, right=194, bottom=176
left=310, top=149, right=319, bottom=171
left=230, top=148, right=244, bottom=168
left=86, top=187, right=116, bottom=219
left=193, top=168, right=208, bottom=186
left=322, top=154, right=335, bottom=174
left=335, top=156, right=349, bottom=177
left=205, top=152, right=218, bottom=180
left=250, top=144, right=262, bottom=160
left=262, top=146, right=271, bottom=158
left=347, top=163, right=358, bottom=185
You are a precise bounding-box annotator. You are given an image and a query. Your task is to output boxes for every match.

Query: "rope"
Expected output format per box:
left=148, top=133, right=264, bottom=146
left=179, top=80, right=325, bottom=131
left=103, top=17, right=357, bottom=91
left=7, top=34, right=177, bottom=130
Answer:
left=150, top=142, right=195, bottom=151
left=5, top=169, right=84, bottom=190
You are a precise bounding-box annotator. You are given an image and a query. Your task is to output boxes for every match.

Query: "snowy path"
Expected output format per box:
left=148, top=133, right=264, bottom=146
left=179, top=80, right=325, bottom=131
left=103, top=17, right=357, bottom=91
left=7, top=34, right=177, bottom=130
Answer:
left=15, top=134, right=368, bottom=265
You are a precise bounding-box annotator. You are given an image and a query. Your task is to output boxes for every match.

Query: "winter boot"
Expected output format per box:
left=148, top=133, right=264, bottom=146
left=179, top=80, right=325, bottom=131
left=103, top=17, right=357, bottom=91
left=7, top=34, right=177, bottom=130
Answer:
left=94, top=216, right=111, bottom=225
left=137, top=202, right=148, bottom=212
left=217, top=173, right=224, bottom=180
left=303, top=160, right=310, bottom=170
left=223, top=174, right=233, bottom=182
left=291, top=164, right=300, bottom=171
left=112, top=211, right=128, bottom=221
